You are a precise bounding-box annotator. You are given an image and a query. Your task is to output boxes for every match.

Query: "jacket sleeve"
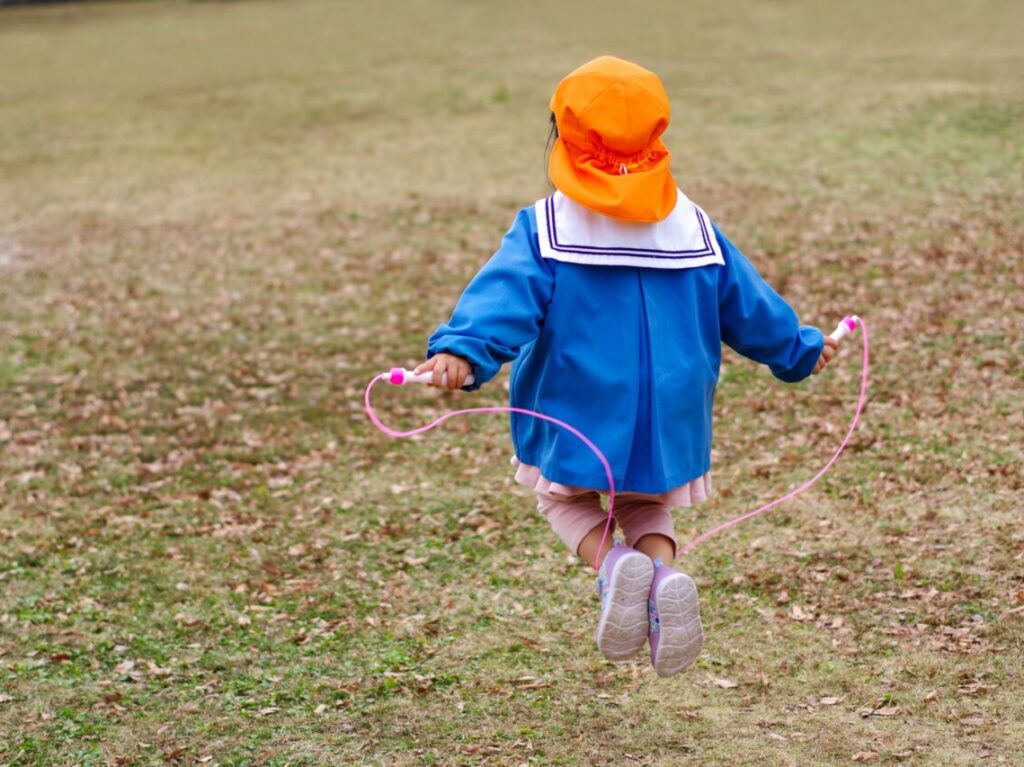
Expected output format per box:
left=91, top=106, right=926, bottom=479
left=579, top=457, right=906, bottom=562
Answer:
left=713, top=221, right=824, bottom=383
left=426, top=208, right=555, bottom=390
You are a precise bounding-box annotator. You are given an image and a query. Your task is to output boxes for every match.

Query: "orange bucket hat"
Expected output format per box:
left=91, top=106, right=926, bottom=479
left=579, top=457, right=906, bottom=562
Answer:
left=549, top=56, right=677, bottom=223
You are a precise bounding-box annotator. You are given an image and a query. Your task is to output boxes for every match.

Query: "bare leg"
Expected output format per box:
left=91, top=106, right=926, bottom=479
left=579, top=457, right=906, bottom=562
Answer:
left=634, top=533, right=675, bottom=565
left=577, top=521, right=615, bottom=571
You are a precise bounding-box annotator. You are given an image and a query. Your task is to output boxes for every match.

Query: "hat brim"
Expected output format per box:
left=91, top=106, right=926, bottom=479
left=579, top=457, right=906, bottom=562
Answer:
left=548, top=138, right=677, bottom=223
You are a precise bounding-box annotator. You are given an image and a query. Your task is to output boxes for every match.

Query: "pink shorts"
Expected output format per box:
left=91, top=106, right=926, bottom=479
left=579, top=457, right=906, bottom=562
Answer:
left=536, top=488, right=681, bottom=555
left=513, top=459, right=713, bottom=557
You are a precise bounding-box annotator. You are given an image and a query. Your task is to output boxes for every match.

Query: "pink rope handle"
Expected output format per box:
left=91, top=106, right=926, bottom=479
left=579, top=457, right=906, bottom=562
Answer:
left=364, top=318, right=868, bottom=561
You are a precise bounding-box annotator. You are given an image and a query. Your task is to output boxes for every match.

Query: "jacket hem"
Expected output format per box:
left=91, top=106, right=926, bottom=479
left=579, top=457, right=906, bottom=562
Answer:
left=512, top=450, right=712, bottom=495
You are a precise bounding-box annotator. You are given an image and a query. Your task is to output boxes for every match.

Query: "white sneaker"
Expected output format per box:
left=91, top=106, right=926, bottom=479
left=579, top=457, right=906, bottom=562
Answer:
left=594, top=541, right=654, bottom=661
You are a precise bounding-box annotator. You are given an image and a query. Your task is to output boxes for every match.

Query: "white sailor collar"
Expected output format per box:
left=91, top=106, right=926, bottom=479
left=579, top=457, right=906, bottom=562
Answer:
left=534, top=189, right=724, bottom=269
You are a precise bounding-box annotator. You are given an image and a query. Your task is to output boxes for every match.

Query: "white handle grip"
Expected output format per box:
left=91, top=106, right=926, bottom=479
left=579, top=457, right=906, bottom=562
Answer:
left=384, top=367, right=476, bottom=387
left=829, top=315, right=860, bottom=343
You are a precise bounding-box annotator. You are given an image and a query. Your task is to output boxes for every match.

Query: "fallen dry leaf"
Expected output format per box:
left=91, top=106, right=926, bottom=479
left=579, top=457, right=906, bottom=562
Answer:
left=458, top=745, right=501, bottom=755
left=789, top=604, right=813, bottom=621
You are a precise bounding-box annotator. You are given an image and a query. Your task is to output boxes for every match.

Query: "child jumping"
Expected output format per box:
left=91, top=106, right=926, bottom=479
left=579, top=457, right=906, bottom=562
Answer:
left=415, top=56, right=837, bottom=677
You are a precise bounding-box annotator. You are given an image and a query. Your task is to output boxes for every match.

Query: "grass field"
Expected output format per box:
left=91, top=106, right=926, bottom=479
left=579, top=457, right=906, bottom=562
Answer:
left=1, top=1, right=1022, bottom=765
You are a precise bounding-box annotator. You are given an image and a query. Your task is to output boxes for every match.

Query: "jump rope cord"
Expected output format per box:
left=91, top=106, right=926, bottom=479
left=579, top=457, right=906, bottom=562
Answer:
left=680, top=319, right=869, bottom=554
left=364, top=319, right=868, bottom=561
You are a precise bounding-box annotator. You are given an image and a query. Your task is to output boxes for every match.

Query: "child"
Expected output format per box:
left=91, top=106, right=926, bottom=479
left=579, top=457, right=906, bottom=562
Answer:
left=415, top=56, right=837, bottom=677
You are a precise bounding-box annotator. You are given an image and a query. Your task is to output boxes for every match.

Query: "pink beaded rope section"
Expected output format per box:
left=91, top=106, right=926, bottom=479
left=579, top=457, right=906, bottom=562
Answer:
left=364, top=319, right=869, bottom=560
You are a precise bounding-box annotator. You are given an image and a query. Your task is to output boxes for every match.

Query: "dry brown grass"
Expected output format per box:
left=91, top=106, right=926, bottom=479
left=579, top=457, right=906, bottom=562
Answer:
left=1, top=1, right=1022, bottom=765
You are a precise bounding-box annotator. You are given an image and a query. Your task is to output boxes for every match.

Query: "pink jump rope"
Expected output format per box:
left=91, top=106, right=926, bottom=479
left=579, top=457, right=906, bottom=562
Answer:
left=365, top=316, right=867, bottom=561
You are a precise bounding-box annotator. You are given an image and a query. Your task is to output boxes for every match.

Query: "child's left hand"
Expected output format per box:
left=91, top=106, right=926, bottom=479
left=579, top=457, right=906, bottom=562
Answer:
left=812, top=336, right=839, bottom=375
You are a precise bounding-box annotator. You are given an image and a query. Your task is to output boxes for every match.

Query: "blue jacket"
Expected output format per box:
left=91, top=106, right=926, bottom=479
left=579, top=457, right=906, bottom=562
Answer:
left=427, top=206, right=823, bottom=494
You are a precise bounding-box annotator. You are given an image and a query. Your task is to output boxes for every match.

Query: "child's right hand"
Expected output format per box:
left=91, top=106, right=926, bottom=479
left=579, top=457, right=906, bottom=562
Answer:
left=812, top=336, right=839, bottom=375
left=414, top=353, right=473, bottom=390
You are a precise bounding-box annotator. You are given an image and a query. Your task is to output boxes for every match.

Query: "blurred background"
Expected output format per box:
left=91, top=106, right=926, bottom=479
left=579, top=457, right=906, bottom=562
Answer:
left=1, top=1, right=1022, bottom=765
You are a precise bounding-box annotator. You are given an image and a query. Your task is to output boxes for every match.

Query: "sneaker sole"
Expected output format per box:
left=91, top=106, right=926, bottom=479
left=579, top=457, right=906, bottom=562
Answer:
left=595, top=552, right=654, bottom=661
left=651, top=571, right=704, bottom=677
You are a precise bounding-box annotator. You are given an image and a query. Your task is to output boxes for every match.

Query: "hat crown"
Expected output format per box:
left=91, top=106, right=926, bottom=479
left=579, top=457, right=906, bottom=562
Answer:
left=551, top=56, right=670, bottom=158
